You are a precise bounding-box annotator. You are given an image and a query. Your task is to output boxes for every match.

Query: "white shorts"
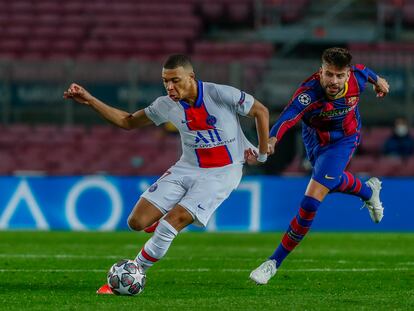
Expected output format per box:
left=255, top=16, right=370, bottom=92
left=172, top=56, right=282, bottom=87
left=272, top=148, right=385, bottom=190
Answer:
left=141, top=163, right=243, bottom=227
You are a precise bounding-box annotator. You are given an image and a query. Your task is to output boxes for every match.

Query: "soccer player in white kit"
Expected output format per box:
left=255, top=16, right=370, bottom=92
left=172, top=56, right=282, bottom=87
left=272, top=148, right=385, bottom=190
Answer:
left=64, top=54, right=269, bottom=293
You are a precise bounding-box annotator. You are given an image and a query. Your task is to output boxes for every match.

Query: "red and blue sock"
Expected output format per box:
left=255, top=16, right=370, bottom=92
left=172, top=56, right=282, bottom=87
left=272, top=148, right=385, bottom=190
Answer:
left=331, top=171, right=372, bottom=201
left=269, top=196, right=321, bottom=268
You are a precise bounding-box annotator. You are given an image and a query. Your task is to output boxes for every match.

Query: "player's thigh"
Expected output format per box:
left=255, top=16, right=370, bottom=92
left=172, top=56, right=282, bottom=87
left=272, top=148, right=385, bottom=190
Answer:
left=140, top=173, right=187, bottom=216
left=312, top=143, right=355, bottom=190
left=128, top=197, right=164, bottom=229
left=179, top=166, right=243, bottom=227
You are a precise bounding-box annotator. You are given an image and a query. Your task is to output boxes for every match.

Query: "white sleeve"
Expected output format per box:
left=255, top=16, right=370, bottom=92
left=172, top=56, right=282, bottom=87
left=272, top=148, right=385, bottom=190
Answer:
left=144, top=97, right=169, bottom=126
left=215, top=84, right=255, bottom=116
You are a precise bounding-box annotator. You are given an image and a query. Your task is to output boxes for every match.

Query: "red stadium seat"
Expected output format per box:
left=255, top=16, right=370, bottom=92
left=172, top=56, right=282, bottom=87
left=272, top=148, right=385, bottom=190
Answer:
left=200, top=2, right=224, bottom=22
left=360, top=127, right=392, bottom=155
left=347, top=155, right=375, bottom=174
left=10, top=1, right=33, bottom=13
left=0, top=39, right=24, bottom=53
left=282, top=156, right=308, bottom=176
left=227, top=2, right=251, bottom=23
left=375, top=156, right=404, bottom=177
left=403, top=5, right=414, bottom=25
left=4, top=26, right=31, bottom=39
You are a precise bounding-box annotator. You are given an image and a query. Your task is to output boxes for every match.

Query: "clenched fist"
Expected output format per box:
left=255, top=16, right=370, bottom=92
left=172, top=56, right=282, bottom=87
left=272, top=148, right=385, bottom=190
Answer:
left=63, top=83, right=94, bottom=105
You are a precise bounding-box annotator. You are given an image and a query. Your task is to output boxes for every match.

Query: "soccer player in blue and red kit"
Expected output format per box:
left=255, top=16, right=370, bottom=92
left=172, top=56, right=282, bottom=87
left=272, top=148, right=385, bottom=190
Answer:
left=247, top=47, right=390, bottom=284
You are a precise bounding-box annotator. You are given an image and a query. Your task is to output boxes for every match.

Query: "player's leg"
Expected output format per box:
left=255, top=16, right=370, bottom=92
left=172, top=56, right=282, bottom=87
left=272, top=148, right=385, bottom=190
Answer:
left=330, top=172, right=383, bottom=223
left=98, top=204, right=192, bottom=295
left=330, top=171, right=372, bottom=200
left=250, top=179, right=328, bottom=285
left=127, top=197, right=164, bottom=232
left=98, top=169, right=187, bottom=294
left=143, top=220, right=160, bottom=233
left=327, top=134, right=383, bottom=222
left=136, top=205, right=194, bottom=271
left=268, top=179, right=328, bottom=263
left=250, top=142, right=352, bottom=284
left=136, top=165, right=243, bottom=271
left=129, top=168, right=188, bottom=270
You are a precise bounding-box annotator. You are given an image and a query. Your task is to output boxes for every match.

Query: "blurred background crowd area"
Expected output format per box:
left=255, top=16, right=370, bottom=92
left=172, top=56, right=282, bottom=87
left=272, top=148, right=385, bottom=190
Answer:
left=1, top=0, right=414, bottom=176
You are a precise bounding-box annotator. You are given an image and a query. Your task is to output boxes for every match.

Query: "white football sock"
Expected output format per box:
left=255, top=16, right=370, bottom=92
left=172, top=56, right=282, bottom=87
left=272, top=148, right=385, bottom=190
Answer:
left=135, top=219, right=178, bottom=271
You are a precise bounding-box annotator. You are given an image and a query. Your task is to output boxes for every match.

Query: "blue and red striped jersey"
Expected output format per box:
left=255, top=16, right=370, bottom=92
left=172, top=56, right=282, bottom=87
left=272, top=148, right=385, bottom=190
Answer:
left=270, top=64, right=378, bottom=147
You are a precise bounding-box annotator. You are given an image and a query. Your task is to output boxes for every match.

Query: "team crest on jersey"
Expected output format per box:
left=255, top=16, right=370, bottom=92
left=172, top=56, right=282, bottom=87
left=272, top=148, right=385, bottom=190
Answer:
left=148, top=183, right=158, bottom=193
left=298, top=93, right=311, bottom=106
left=206, top=115, right=217, bottom=126
left=347, top=96, right=358, bottom=106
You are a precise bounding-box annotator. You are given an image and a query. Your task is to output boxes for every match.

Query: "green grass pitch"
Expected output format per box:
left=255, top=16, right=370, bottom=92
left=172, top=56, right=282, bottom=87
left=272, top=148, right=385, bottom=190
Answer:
left=0, top=231, right=413, bottom=310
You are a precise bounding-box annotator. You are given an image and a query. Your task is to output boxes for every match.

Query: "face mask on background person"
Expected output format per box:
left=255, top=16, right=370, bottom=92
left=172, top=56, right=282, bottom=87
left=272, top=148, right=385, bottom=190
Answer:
left=395, top=124, right=409, bottom=137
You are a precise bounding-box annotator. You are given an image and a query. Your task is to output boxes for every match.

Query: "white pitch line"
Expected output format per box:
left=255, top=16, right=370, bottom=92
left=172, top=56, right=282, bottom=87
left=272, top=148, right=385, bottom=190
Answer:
left=0, top=254, right=254, bottom=261
left=0, top=254, right=120, bottom=259
left=0, top=267, right=411, bottom=273
left=0, top=254, right=408, bottom=266
left=0, top=254, right=315, bottom=262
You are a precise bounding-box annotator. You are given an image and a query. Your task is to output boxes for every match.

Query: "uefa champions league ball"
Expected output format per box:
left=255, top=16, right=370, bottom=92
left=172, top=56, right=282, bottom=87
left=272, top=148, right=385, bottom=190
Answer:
left=107, top=259, right=146, bottom=295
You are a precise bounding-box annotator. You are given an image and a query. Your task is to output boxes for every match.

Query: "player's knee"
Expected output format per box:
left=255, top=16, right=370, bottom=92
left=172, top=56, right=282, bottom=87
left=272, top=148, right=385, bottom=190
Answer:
left=127, top=215, right=147, bottom=232
left=164, top=206, right=194, bottom=231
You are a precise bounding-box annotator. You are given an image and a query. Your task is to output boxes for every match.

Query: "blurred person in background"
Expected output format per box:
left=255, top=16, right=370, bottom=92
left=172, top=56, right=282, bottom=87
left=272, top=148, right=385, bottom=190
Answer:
left=383, top=117, right=414, bottom=157
left=246, top=47, right=390, bottom=285
left=64, top=54, right=270, bottom=293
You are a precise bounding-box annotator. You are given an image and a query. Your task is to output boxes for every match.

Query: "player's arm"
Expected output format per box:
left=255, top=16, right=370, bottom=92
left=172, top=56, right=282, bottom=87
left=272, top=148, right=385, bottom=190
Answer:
left=247, top=99, right=270, bottom=158
left=354, top=65, right=390, bottom=98
left=244, top=99, right=270, bottom=164
left=268, top=92, right=311, bottom=153
left=372, top=75, right=389, bottom=98
left=63, top=83, right=153, bottom=130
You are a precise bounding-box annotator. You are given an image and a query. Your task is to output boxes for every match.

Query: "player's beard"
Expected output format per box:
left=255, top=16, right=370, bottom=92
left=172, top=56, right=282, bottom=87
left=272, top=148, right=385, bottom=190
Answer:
left=324, top=84, right=344, bottom=97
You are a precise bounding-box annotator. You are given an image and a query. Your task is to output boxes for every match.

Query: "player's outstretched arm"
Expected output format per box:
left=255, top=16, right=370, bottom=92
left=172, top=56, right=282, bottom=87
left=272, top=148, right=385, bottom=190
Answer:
left=248, top=99, right=269, bottom=154
left=63, top=83, right=153, bottom=130
left=245, top=99, right=269, bottom=165
left=373, top=76, right=390, bottom=98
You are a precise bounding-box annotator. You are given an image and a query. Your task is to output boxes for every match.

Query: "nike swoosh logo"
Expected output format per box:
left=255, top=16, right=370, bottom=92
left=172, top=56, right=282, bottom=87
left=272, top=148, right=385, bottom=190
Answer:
left=181, top=120, right=193, bottom=124
left=324, top=174, right=335, bottom=180
left=197, top=204, right=205, bottom=210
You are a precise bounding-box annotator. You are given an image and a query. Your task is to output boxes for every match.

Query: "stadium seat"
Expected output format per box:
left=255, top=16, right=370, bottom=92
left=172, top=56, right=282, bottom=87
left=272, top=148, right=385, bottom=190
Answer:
left=0, top=124, right=180, bottom=175
left=360, top=127, right=392, bottom=155
left=403, top=5, right=414, bottom=25
left=375, top=156, right=404, bottom=176
left=347, top=155, right=375, bottom=174
left=0, top=0, right=275, bottom=62
left=282, top=156, right=308, bottom=176
left=227, top=2, right=251, bottom=23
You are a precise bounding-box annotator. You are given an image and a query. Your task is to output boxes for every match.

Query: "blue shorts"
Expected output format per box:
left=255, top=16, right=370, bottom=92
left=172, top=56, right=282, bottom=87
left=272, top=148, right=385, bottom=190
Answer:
left=307, top=134, right=360, bottom=190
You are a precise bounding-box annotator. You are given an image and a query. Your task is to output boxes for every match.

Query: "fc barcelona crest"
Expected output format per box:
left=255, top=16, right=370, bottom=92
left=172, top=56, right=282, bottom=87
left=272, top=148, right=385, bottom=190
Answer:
left=347, top=96, right=358, bottom=106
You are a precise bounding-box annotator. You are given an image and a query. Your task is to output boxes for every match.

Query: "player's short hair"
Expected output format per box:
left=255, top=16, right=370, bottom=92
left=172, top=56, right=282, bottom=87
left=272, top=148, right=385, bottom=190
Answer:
left=163, top=54, right=193, bottom=70
left=322, top=47, right=352, bottom=68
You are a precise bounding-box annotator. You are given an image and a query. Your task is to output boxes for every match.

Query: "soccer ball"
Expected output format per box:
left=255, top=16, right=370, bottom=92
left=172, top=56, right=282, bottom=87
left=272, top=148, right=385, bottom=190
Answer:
left=107, top=259, right=146, bottom=295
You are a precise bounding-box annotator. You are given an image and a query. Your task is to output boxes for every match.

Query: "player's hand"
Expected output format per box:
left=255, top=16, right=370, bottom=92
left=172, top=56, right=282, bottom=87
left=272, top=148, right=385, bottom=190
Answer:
left=244, top=148, right=259, bottom=165
left=267, top=137, right=277, bottom=155
left=373, top=76, right=389, bottom=98
left=63, top=83, right=94, bottom=105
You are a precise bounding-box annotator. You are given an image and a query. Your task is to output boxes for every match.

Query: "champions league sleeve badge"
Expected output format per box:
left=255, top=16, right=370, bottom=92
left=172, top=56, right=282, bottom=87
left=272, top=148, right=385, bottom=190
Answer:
left=298, top=93, right=312, bottom=106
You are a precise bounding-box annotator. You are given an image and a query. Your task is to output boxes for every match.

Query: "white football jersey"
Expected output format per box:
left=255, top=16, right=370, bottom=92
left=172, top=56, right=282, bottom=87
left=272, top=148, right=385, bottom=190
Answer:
left=144, top=80, right=256, bottom=169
